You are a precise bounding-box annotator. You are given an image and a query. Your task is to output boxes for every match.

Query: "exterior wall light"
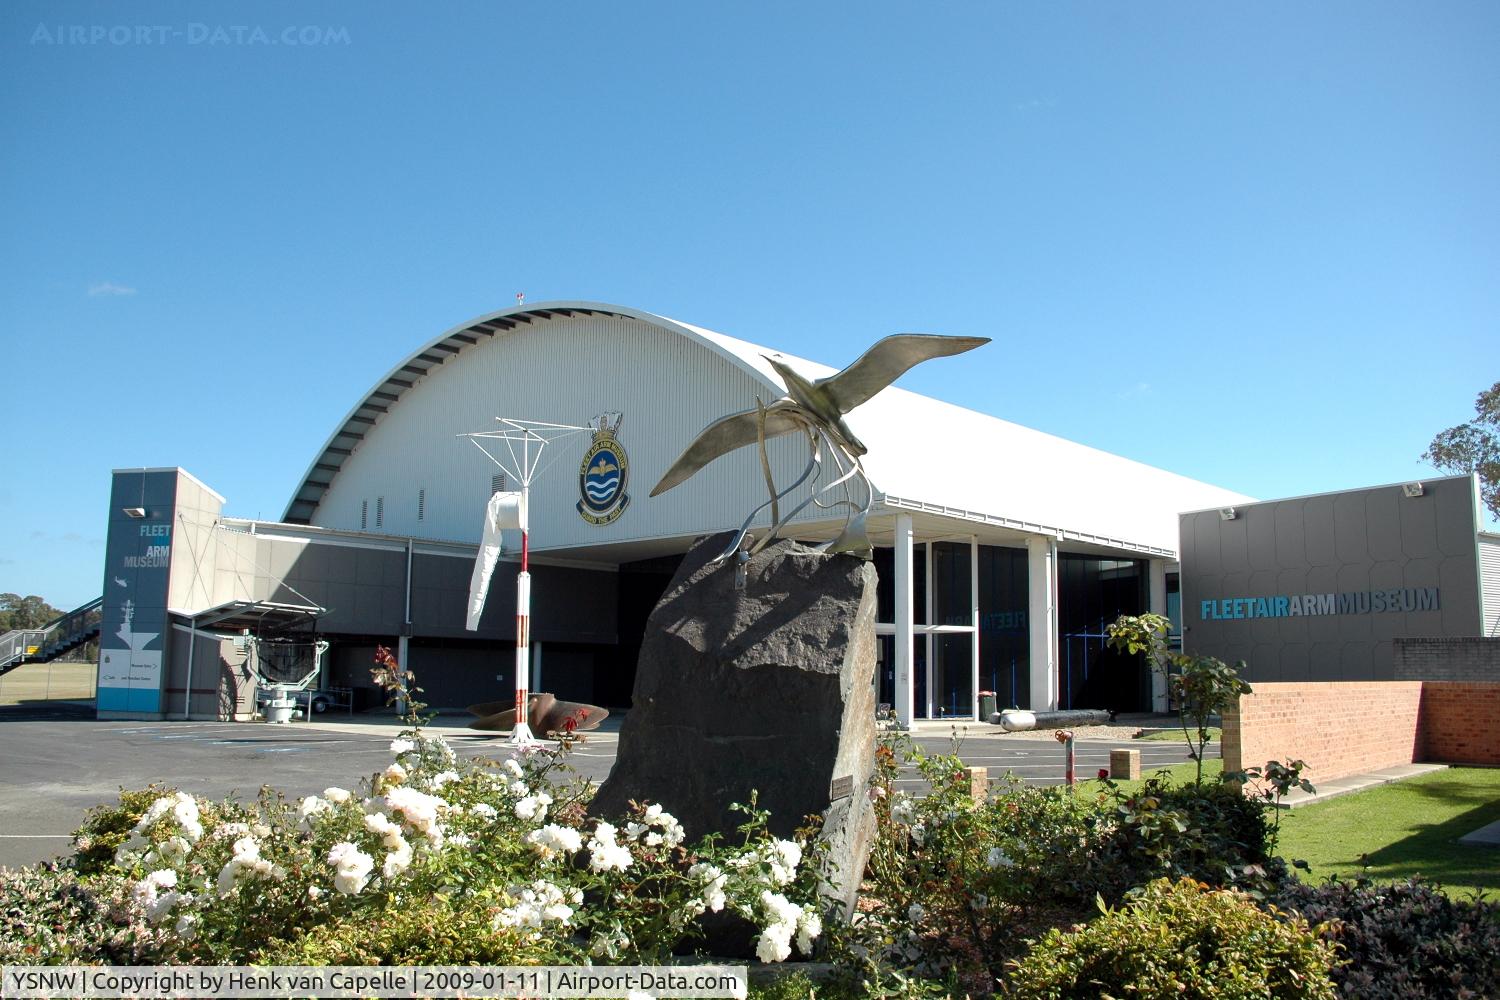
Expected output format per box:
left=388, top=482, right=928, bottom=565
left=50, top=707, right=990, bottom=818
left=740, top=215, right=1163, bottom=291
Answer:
left=1402, top=482, right=1425, bottom=498
left=1219, top=507, right=1237, bottom=521
left=123, top=507, right=146, bottom=518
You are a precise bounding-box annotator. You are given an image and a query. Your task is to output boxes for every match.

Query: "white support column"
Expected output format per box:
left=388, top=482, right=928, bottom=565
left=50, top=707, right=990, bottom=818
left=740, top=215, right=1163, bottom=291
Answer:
left=893, top=513, right=915, bottom=728
left=970, top=534, right=981, bottom=720
left=1027, top=535, right=1059, bottom=711
left=1148, top=560, right=1169, bottom=713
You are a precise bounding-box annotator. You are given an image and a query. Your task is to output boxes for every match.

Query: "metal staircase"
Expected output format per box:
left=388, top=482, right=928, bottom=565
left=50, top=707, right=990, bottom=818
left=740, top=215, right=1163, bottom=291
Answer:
left=0, top=597, right=103, bottom=677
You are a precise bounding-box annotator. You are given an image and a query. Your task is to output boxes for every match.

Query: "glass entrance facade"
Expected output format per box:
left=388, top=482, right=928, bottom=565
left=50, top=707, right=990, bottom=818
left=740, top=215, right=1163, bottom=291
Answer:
left=875, top=539, right=1156, bottom=717
left=1057, top=555, right=1149, bottom=711
left=876, top=541, right=1030, bottom=719
left=978, top=545, right=1029, bottom=710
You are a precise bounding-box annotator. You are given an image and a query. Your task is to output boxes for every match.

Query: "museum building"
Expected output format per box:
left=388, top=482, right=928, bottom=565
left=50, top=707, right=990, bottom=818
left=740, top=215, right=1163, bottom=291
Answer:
left=95, top=302, right=1500, bottom=724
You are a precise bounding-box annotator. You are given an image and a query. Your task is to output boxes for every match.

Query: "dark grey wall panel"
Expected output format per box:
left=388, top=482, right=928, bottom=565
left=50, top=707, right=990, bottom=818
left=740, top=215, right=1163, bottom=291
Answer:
left=241, top=542, right=617, bottom=646
left=1181, top=476, right=1482, bottom=683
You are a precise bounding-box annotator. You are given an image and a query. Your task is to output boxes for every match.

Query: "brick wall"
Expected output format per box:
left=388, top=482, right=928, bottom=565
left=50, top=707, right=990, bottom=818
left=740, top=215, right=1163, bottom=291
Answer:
left=1222, top=682, right=1423, bottom=784
left=1418, top=682, right=1500, bottom=765
left=1225, top=680, right=1500, bottom=781
left=1393, top=637, right=1500, bottom=682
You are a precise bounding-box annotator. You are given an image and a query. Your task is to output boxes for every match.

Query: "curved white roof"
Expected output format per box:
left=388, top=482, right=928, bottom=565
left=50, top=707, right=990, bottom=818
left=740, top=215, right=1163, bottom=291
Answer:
left=285, top=301, right=1253, bottom=555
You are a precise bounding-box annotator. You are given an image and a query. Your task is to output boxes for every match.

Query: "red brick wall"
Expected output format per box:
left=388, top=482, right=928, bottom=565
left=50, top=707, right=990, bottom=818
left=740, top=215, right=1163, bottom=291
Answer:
left=1418, top=682, right=1500, bottom=765
left=1223, top=682, right=1423, bottom=784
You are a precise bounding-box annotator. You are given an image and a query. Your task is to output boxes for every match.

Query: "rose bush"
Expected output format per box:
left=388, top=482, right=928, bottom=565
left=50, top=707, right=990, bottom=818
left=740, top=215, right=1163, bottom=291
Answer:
left=73, top=730, right=829, bottom=967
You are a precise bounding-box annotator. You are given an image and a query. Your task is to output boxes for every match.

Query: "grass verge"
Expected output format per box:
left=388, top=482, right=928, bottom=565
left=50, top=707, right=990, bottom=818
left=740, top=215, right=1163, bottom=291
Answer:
left=1275, top=766, right=1500, bottom=897
left=1134, top=726, right=1220, bottom=743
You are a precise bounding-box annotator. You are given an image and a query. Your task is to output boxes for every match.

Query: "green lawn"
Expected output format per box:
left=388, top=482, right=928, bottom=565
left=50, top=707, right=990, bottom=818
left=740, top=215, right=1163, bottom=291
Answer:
left=1275, top=767, right=1500, bottom=897
left=1059, top=757, right=1224, bottom=797
left=1134, top=726, right=1219, bottom=743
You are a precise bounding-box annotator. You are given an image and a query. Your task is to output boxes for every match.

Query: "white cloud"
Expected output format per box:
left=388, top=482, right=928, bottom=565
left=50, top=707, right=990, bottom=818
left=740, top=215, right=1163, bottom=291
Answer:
left=1116, top=382, right=1153, bottom=401
left=87, top=281, right=136, bottom=297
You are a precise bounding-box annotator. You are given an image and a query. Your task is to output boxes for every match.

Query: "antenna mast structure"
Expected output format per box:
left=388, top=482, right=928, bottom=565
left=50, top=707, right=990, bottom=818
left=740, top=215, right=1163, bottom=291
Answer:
left=459, top=418, right=591, bottom=744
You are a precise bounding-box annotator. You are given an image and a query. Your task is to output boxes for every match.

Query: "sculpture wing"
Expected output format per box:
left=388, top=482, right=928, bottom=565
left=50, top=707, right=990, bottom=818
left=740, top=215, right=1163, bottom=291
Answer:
left=819, top=334, right=990, bottom=414
left=650, top=402, right=806, bottom=497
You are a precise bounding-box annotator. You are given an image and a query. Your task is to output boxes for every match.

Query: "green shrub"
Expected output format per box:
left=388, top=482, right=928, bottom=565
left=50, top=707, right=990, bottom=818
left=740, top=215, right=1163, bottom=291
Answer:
left=0, top=863, right=133, bottom=964
left=261, top=891, right=531, bottom=965
left=853, top=739, right=1284, bottom=991
left=70, top=784, right=189, bottom=877
left=1274, top=876, right=1500, bottom=999
left=1104, top=776, right=1274, bottom=891
left=1004, top=878, right=1338, bottom=999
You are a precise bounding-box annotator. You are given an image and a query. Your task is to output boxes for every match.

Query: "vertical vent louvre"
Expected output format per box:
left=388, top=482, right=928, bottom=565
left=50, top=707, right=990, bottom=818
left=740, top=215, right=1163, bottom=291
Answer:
left=418, top=489, right=425, bottom=521
left=376, top=496, right=384, bottom=528
left=492, top=473, right=507, bottom=494
left=360, top=500, right=368, bottom=531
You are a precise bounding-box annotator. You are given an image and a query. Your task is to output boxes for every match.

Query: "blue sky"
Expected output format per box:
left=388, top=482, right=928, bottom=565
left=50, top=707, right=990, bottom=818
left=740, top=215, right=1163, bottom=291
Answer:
left=2, top=1, right=1497, bottom=609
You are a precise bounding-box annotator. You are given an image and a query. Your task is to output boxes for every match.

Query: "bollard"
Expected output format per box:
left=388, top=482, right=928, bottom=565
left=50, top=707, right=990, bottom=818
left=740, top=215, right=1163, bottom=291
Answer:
left=1110, top=748, right=1141, bottom=780
left=963, top=766, right=989, bottom=803
left=1054, top=730, right=1076, bottom=792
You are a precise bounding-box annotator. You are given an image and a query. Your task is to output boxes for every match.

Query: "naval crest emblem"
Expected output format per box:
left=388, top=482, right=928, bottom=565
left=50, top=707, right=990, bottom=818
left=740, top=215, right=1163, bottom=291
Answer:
left=577, top=412, right=630, bottom=525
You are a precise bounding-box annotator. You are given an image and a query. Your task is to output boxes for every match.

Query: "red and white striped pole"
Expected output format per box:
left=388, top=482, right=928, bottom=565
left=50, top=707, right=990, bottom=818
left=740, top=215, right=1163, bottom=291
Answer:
left=1056, top=729, right=1076, bottom=793
left=510, top=486, right=534, bottom=745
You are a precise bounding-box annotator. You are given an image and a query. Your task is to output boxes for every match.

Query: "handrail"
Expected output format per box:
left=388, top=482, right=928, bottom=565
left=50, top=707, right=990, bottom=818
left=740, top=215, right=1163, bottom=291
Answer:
left=0, top=596, right=105, bottom=669
left=0, top=629, right=49, bottom=669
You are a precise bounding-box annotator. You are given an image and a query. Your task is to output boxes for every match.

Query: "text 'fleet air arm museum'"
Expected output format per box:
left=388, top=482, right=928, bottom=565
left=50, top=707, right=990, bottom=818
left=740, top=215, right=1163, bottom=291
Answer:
left=96, top=302, right=1500, bottom=724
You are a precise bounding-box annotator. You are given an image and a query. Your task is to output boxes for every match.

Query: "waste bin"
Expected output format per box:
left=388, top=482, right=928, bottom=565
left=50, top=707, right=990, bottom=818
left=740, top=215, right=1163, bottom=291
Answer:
left=978, top=690, right=997, bottom=720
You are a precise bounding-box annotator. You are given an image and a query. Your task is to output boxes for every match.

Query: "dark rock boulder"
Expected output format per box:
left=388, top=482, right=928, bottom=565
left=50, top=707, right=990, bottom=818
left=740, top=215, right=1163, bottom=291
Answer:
left=590, top=531, right=879, bottom=917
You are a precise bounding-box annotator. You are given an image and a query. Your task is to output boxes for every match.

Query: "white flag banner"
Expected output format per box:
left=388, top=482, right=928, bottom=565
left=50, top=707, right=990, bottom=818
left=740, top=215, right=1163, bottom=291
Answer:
left=465, top=491, right=526, bottom=631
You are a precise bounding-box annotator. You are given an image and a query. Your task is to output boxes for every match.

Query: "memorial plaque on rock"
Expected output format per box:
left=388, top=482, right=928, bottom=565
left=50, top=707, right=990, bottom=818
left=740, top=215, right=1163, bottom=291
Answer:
left=590, top=531, right=880, bottom=919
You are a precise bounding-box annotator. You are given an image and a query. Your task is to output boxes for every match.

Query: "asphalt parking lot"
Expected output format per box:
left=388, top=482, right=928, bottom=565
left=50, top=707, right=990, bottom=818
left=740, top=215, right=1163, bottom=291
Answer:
left=0, top=705, right=1200, bottom=869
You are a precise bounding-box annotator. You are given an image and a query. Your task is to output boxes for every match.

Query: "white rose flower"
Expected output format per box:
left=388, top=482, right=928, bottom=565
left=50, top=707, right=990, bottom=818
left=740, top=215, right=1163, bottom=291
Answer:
left=390, top=737, right=415, bottom=755
left=796, top=910, right=822, bottom=956
left=890, top=796, right=918, bottom=825
left=327, top=841, right=374, bottom=895
left=986, top=846, right=1015, bottom=869
left=513, top=792, right=552, bottom=822
left=755, top=921, right=794, bottom=963
left=322, top=786, right=351, bottom=804
left=382, top=843, right=413, bottom=878
left=158, top=836, right=190, bottom=863
left=525, top=824, right=583, bottom=860
left=298, top=795, right=332, bottom=830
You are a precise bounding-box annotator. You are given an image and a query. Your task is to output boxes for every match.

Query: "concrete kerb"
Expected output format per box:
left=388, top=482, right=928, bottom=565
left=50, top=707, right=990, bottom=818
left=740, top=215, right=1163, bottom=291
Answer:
left=1272, top=763, right=1448, bottom=809
left=275, top=709, right=625, bottom=741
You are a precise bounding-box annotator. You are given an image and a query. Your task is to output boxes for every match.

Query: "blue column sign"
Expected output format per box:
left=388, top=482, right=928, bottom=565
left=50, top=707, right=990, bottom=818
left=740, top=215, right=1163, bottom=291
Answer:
left=98, top=470, right=177, bottom=715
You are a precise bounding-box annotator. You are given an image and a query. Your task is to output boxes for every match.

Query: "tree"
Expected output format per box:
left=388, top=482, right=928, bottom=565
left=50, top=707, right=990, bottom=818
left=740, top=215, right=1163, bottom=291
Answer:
left=1106, top=613, right=1252, bottom=786
left=1423, top=380, right=1500, bottom=520
left=0, top=594, right=63, bottom=631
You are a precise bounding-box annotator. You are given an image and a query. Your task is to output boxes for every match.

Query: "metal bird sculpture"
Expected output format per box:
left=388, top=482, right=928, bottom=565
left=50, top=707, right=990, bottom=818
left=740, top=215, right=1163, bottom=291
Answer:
left=652, top=333, right=989, bottom=561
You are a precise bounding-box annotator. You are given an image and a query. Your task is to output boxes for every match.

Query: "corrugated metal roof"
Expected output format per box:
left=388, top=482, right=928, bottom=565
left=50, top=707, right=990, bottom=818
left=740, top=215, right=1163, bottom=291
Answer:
left=283, top=300, right=1252, bottom=554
